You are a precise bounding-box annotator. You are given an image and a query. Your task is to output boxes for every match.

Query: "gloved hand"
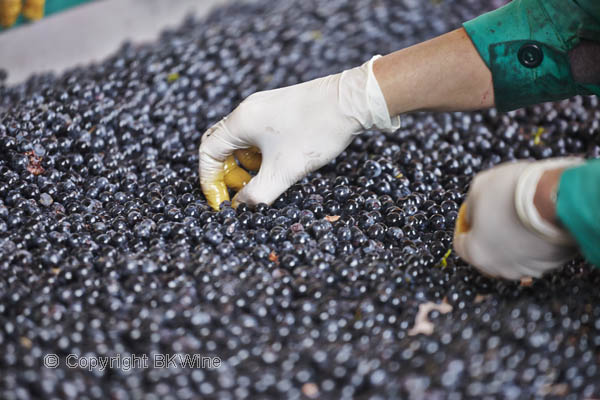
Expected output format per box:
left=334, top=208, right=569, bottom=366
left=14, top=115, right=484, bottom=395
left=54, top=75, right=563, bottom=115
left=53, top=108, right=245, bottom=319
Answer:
left=198, top=56, right=400, bottom=210
left=453, top=158, right=584, bottom=280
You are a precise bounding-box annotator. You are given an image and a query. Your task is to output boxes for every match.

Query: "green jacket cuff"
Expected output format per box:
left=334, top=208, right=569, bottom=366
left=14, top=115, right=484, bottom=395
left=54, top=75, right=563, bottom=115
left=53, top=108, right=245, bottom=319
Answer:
left=463, top=0, right=600, bottom=112
left=556, top=159, right=600, bottom=268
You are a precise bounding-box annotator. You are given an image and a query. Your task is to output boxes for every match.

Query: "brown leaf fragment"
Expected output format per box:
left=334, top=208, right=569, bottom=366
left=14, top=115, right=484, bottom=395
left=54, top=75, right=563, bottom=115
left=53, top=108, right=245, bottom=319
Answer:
left=408, top=299, right=453, bottom=336
left=268, top=251, right=279, bottom=264
left=539, top=383, right=568, bottom=397
left=25, top=151, right=45, bottom=175
left=325, top=215, right=340, bottom=222
left=302, top=383, right=319, bottom=399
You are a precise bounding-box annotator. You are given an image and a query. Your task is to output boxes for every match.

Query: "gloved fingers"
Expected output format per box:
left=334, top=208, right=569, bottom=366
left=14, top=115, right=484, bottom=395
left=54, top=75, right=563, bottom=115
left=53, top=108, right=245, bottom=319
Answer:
left=455, top=202, right=472, bottom=235
left=511, top=263, right=544, bottom=279
left=199, top=119, right=249, bottom=210
left=519, top=246, right=578, bottom=279
left=453, top=232, right=502, bottom=278
left=452, top=160, right=578, bottom=281
left=231, top=157, right=295, bottom=207
left=453, top=177, right=502, bottom=276
left=454, top=227, right=544, bottom=280
left=223, top=155, right=252, bottom=192
left=234, top=147, right=262, bottom=172
left=453, top=210, right=529, bottom=280
left=453, top=194, right=474, bottom=254
left=452, top=231, right=475, bottom=270
left=456, top=165, right=491, bottom=232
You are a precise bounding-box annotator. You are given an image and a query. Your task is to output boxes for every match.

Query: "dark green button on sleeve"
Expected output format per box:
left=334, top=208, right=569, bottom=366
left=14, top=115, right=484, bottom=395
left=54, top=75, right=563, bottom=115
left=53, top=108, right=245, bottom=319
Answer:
left=463, top=0, right=600, bottom=112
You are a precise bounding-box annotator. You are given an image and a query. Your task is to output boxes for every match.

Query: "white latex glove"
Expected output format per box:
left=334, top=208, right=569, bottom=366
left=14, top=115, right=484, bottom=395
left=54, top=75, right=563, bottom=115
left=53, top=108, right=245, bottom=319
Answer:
left=198, top=56, right=400, bottom=210
left=453, top=158, right=584, bottom=280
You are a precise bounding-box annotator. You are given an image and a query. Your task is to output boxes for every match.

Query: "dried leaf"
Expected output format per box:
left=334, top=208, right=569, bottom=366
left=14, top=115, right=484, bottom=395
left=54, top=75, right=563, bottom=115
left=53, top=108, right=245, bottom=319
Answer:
left=25, top=151, right=45, bottom=175
left=408, top=299, right=452, bottom=336
left=268, top=251, right=279, bottom=264
left=302, top=383, right=319, bottom=398
left=539, top=383, right=568, bottom=396
left=324, top=215, right=340, bottom=222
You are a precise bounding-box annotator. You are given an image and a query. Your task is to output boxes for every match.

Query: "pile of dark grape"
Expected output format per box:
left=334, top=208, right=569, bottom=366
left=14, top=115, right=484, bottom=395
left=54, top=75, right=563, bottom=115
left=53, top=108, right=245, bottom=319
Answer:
left=1, top=0, right=600, bottom=398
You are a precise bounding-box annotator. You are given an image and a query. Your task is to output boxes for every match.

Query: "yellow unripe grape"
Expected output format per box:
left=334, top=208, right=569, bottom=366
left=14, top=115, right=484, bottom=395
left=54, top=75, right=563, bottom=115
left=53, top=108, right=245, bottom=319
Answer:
left=223, top=155, right=252, bottom=192
left=204, top=167, right=229, bottom=211
left=22, top=0, right=45, bottom=20
left=204, top=149, right=259, bottom=211
left=0, top=0, right=22, bottom=28
left=234, top=147, right=262, bottom=171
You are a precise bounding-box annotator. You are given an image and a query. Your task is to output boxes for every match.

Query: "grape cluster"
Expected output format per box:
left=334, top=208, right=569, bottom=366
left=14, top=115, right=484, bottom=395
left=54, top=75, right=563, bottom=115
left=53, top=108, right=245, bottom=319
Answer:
left=1, top=0, right=599, bottom=399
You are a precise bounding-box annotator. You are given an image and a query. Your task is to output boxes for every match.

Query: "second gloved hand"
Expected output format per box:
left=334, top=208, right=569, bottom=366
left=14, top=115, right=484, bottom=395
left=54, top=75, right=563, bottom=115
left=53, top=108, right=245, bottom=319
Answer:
left=453, top=158, right=584, bottom=280
left=199, top=56, right=400, bottom=210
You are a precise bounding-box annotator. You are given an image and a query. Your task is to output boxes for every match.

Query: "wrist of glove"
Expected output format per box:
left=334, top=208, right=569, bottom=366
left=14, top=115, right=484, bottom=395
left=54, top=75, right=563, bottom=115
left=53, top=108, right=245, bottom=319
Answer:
left=453, top=157, right=584, bottom=280
left=199, top=56, right=399, bottom=210
left=339, top=55, right=401, bottom=133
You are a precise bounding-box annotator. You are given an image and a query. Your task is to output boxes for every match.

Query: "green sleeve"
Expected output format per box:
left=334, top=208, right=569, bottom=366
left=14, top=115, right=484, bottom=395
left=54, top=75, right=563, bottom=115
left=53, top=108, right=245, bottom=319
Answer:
left=577, top=0, right=600, bottom=21
left=556, top=159, right=600, bottom=267
left=463, top=0, right=600, bottom=112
